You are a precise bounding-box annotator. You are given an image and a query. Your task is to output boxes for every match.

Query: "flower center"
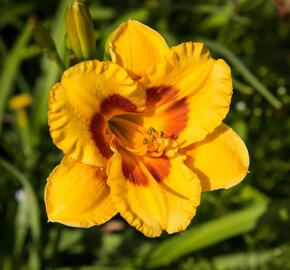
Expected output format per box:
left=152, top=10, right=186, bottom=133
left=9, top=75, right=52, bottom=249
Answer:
left=108, top=115, right=165, bottom=156
left=142, top=127, right=165, bottom=156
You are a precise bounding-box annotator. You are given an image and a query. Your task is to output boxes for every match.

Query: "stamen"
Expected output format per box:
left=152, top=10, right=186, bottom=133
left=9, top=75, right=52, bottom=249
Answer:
left=144, top=126, right=165, bottom=156
left=109, top=116, right=167, bottom=157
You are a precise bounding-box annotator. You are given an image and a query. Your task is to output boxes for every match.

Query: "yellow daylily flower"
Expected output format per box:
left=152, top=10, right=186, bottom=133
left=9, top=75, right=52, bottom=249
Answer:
left=45, top=20, right=249, bottom=237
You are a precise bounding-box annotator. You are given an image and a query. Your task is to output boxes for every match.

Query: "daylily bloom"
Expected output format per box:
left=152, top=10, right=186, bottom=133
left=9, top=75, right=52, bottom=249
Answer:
left=45, top=20, right=249, bottom=237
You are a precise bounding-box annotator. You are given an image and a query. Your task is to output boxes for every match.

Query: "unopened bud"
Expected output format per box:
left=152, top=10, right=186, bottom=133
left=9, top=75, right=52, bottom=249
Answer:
left=33, top=24, right=57, bottom=59
left=9, top=93, right=32, bottom=128
left=65, top=33, right=72, bottom=51
left=9, top=93, right=32, bottom=110
left=65, top=0, right=96, bottom=60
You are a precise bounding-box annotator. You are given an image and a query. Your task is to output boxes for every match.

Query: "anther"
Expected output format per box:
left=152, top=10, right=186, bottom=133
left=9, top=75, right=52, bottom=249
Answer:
left=147, top=126, right=156, bottom=135
left=160, top=131, right=164, bottom=138
left=152, top=136, right=156, bottom=141
left=143, top=138, right=148, bottom=145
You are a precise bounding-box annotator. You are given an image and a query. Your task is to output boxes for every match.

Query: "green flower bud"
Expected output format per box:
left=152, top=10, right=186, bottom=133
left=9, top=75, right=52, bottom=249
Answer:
left=33, top=23, right=57, bottom=59
left=65, top=0, right=96, bottom=60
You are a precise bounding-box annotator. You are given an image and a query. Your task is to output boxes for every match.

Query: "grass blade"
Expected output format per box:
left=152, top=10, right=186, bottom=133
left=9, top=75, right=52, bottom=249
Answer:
left=0, top=19, right=33, bottom=135
left=207, top=245, right=290, bottom=270
left=144, top=202, right=269, bottom=268
left=55, top=267, right=139, bottom=270
left=0, top=2, right=37, bottom=29
left=232, top=78, right=254, bottom=95
left=13, top=191, right=30, bottom=257
left=0, top=158, right=41, bottom=270
left=197, top=38, right=282, bottom=109
left=32, top=0, right=71, bottom=133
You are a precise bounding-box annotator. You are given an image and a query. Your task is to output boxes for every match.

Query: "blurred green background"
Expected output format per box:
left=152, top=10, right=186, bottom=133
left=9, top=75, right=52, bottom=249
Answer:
left=0, top=0, right=290, bottom=269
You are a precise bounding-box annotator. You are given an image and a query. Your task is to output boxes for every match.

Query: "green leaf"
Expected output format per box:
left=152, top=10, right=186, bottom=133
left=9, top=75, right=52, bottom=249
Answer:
left=0, top=19, right=33, bottom=135
left=13, top=191, right=30, bottom=257
left=143, top=201, right=289, bottom=268
left=55, top=266, right=139, bottom=270
left=0, top=158, right=41, bottom=270
left=89, top=5, right=115, bottom=21
left=193, top=245, right=290, bottom=270
left=0, top=3, right=37, bottom=29
left=58, top=229, right=84, bottom=252
left=32, top=0, right=71, bottom=134
left=196, top=38, right=282, bottom=109
left=232, top=78, right=254, bottom=95
left=231, top=120, right=248, bottom=141
left=199, top=14, right=229, bottom=31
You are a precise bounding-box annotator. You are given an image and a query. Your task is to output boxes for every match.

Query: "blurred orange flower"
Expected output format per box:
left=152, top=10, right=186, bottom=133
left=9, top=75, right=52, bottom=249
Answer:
left=45, top=20, right=249, bottom=237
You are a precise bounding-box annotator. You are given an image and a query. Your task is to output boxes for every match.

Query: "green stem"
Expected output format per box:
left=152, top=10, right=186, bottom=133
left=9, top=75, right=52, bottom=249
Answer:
left=55, top=54, right=65, bottom=72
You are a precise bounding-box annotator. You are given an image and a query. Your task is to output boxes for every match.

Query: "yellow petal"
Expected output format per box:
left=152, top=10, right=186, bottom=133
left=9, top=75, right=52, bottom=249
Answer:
left=45, top=156, right=117, bottom=227
left=48, top=60, right=145, bottom=167
left=184, top=123, right=249, bottom=192
left=141, top=42, right=233, bottom=147
left=159, top=156, right=201, bottom=234
left=106, top=146, right=201, bottom=237
left=110, top=20, right=169, bottom=79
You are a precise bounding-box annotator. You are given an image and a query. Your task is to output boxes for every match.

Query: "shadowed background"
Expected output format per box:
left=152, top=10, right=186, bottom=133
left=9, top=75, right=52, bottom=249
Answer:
left=0, top=0, right=289, bottom=269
